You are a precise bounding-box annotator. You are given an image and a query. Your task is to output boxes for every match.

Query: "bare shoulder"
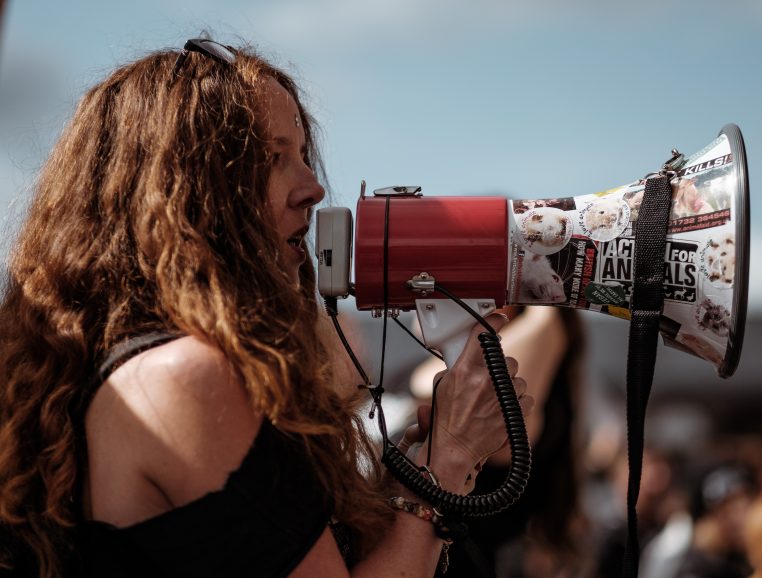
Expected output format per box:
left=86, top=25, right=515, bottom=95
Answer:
left=104, top=335, right=260, bottom=435
left=87, top=335, right=262, bottom=510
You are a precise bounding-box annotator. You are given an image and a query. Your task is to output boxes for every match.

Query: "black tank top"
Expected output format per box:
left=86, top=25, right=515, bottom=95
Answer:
left=77, top=334, right=333, bottom=578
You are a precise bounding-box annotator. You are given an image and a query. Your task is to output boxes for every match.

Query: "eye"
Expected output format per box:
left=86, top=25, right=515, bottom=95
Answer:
left=272, top=152, right=282, bottom=164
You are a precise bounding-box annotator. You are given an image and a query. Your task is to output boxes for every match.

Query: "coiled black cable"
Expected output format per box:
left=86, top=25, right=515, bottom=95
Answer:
left=380, top=328, right=531, bottom=518
left=326, top=289, right=532, bottom=519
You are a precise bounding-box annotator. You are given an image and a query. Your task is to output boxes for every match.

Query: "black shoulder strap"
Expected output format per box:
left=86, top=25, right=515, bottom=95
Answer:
left=95, top=332, right=181, bottom=384
left=76, top=331, right=182, bottom=418
left=622, top=175, right=673, bottom=578
left=71, top=331, right=182, bottom=530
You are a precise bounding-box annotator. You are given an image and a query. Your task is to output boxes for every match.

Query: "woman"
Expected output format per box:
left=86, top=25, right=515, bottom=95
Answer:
left=0, top=39, right=530, bottom=577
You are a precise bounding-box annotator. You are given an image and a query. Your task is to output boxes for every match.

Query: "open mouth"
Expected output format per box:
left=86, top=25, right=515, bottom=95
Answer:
left=286, top=226, right=309, bottom=254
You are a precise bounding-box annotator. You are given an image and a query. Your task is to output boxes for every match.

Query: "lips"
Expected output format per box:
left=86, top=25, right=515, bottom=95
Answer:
left=285, top=225, right=309, bottom=264
left=287, top=225, right=309, bottom=249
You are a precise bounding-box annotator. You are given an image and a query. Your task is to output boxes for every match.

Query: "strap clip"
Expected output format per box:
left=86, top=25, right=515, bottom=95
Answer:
left=643, top=148, right=686, bottom=181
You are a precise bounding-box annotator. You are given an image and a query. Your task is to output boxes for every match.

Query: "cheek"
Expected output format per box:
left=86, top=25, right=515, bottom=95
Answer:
left=271, top=207, right=289, bottom=240
left=265, top=185, right=288, bottom=233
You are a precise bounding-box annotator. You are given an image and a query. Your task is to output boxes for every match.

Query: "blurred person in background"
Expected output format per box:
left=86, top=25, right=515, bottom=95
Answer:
left=674, top=460, right=757, bottom=578
left=743, top=494, right=762, bottom=578
left=591, top=445, right=692, bottom=578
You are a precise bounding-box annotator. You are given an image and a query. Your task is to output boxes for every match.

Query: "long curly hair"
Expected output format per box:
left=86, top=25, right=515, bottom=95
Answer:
left=0, top=44, right=391, bottom=577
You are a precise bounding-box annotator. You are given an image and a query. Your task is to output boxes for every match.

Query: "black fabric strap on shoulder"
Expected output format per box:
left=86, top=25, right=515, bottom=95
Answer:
left=622, top=175, right=673, bottom=578
left=72, top=331, right=182, bottom=525
left=96, top=332, right=181, bottom=384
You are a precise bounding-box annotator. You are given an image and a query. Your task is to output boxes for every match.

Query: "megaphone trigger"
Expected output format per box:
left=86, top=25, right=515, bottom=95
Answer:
left=415, top=298, right=498, bottom=368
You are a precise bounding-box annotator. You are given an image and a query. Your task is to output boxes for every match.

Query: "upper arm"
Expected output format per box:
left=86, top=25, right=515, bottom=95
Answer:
left=498, top=306, right=569, bottom=442
left=101, top=336, right=263, bottom=508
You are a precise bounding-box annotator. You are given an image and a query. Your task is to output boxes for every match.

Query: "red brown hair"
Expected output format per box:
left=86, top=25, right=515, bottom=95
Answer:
left=0, top=44, right=390, bottom=577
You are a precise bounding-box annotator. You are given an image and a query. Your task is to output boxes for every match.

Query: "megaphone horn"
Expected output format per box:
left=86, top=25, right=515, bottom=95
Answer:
left=317, top=124, right=750, bottom=378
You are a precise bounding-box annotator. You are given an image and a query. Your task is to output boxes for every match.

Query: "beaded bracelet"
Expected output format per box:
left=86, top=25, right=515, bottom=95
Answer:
left=388, top=496, right=451, bottom=573
left=388, top=496, right=444, bottom=526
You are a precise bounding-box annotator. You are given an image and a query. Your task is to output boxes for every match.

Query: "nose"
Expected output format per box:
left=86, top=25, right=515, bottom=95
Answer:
left=290, top=165, right=325, bottom=210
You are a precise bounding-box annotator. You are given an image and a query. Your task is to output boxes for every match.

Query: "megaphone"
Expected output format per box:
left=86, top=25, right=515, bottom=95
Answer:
left=317, top=124, right=749, bottom=378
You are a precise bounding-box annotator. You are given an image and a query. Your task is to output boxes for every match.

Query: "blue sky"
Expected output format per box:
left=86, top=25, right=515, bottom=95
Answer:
left=1, top=0, right=760, bottom=308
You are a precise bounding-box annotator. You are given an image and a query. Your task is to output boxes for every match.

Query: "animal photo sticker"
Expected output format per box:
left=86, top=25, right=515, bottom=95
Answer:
left=699, top=233, right=735, bottom=288
left=515, top=207, right=573, bottom=255
left=515, top=252, right=568, bottom=303
left=622, top=186, right=645, bottom=225
left=512, top=197, right=577, bottom=214
left=668, top=161, right=733, bottom=234
left=579, top=197, right=630, bottom=242
left=695, top=298, right=731, bottom=337
left=510, top=238, right=594, bottom=307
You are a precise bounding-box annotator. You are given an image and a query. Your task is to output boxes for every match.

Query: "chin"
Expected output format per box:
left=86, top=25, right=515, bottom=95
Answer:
left=287, top=268, right=301, bottom=288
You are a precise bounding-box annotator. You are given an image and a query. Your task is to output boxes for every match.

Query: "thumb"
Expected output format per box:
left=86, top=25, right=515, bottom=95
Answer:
left=398, top=404, right=432, bottom=454
left=416, top=404, right=432, bottom=440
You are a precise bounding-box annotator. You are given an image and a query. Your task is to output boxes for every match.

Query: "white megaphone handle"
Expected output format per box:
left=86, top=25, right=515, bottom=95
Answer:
left=415, top=299, right=497, bottom=368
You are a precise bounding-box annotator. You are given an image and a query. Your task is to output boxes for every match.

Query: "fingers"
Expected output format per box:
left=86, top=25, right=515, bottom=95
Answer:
left=512, top=376, right=527, bottom=398
left=505, top=356, right=519, bottom=377
left=416, top=405, right=432, bottom=438
left=397, top=424, right=420, bottom=455
left=510, top=374, right=533, bottom=415
left=519, top=392, right=535, bottom=415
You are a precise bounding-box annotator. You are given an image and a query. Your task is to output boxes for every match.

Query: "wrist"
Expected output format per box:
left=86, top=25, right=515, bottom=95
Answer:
left=417, top=430, right=480, bottom=493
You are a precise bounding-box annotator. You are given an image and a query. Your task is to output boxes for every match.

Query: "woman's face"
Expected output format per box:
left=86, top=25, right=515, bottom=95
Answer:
left=264, top=78, right=325, bottom=285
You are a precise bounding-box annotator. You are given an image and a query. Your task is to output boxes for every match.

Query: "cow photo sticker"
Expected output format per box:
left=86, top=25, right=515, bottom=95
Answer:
left=579, top=196, right=631, bottom=242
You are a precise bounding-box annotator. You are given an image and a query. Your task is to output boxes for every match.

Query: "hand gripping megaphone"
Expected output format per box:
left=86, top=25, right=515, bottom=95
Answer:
left=317, top=124, right=749, bottom=378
